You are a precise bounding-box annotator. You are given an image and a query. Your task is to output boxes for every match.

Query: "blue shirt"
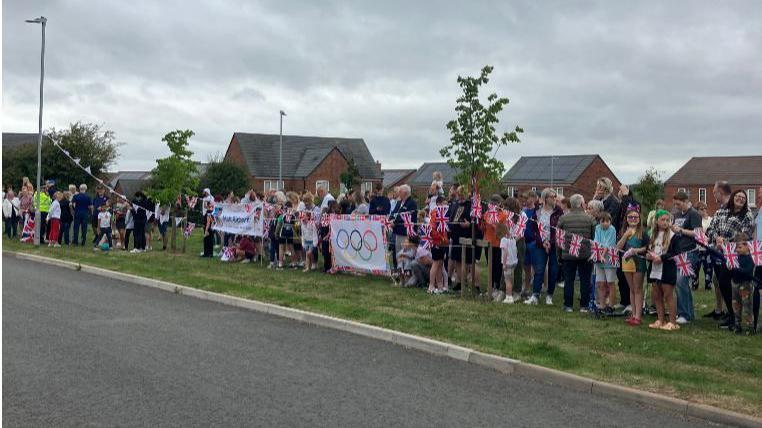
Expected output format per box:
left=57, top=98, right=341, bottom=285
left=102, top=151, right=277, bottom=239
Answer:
left=72, top=193, right=92, bottom=215
left=523, top=208, right=537, bottom=243
left=756, top=209, right=762, bottom=240
left=594, top=224, right=617, bottom=267
left=93, top=195, right=109, bottom=211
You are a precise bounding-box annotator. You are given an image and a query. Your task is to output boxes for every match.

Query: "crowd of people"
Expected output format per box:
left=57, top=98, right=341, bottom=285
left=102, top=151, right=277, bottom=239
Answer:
left=4, top=173, right=761, bottom=335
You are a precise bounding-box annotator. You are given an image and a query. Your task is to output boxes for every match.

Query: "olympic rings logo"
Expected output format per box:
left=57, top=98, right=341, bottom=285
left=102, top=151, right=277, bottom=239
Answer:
left=335, top=228, right=378, bottom=261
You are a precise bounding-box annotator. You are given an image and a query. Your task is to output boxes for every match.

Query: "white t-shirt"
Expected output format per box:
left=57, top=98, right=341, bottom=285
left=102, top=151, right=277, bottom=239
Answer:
left=320, top=193, right=335, bottom=211
left=649, top=231, right=665, bottom=281
left=98, top=211, right=112, bottom=228
left=301, top=220, right=317, bottom=243
left=500, top=236, right=518, bottom=268
left=48, top=200, right=61, bottom=220
left=415, top=245, right=432, bottom=261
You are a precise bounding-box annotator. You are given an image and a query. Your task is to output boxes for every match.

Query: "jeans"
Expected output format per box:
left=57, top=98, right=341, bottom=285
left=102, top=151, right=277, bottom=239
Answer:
left=40, top=212, right=48, bottom=241
left=491, top=246, right=503, bottom=290
left=321, top=239, right=331, bottom=272
left=96, top=227, right=113, bottom=247
left=73, top=212, right=89, bottom=245
left=60, top=221, right=71, bottom=244
left=411, top=260, right=431, bottom=287
left=563, top=259, right=592, bottom=309
left=269, top=238, right=279, bottom=263
left=675, top=252, right=697, bottom=320
left=4, top=215, right=18, bottom=238
left=715, top=262, right=734, bottom=323
left=133, top=221, right=146, bottom=250
left=692, top=252, right=713, bottom=289
left=532, top=244, right=558, bottom=297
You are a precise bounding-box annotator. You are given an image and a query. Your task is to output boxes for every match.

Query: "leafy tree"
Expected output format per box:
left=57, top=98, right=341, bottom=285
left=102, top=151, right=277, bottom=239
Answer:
left=339, top=157, right=361, bottom=194
left=145, top=130, right=198, bottom=252
left=440, top=65, right=523, bottom=293
left=440, top=65, right=523, bottom=192
left=199, top=159, right=249, bottom=197
left=631, top=167, right=664, bottom=216
left=2, top=122, right=119, bottom=190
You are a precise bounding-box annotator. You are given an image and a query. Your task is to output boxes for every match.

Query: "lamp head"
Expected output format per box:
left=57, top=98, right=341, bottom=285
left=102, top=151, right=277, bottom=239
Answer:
left=25, top=16, right=47, bottom=24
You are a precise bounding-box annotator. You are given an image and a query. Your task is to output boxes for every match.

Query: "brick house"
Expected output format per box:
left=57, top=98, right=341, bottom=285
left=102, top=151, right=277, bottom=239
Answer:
left=408, top=162, right=460, bottom=198
left=502, top=155, right=621, bottom=201
left=224, top=132, right=382, bottom=195
left=664, top=156, right=762, bottom=213
left=381, top=169, right=416, bottom=190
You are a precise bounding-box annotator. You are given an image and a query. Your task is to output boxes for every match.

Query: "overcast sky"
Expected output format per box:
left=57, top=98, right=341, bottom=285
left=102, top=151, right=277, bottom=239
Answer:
left=4, top=1, right=761, bottom=184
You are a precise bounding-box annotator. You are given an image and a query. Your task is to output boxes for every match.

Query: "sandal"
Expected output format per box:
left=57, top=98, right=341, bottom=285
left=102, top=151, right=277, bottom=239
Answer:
left=660, top=322, right=680, bottom=331
left=648, top=320, right=664, bottom=329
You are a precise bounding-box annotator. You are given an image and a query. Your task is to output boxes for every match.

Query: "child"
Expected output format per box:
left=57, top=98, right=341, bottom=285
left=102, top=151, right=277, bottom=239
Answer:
left=397, top=236, right=417, bottom=285
left=234, top=235, right=257, bottom=263
left=275, top=202, right=297, bottom=269
left=594, top=212, right=618, bottom=314
left=646, top=210, right=679, bottom=331
left=300, top=210, right=317, bottom=272
left=47, top=191, right=62, bottom=247
left=428, top=196, right=449, bottom=294
left=499, top=223, right=519, bottom=304
left=96, top=203, right=113, bottom=249
left=617, top=208, right=650, bottom=326
left=731, top=233, right=755, bottom=335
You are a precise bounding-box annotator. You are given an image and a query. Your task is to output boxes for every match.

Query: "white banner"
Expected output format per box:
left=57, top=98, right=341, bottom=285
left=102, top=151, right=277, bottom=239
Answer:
left=212, top=202, right=264, bottom=236
left=330, top=215, right=389, bottom=274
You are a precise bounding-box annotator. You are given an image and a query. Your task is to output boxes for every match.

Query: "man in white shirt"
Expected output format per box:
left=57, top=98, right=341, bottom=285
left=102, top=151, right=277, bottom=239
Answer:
left=317, top=186, right=335, bottom=211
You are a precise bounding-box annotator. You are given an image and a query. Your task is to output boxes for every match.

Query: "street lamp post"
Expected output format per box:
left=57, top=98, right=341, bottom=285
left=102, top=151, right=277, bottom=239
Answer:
left=279, top=110, right=286, bottom=191
left=26, top=16, right=47, bottom=246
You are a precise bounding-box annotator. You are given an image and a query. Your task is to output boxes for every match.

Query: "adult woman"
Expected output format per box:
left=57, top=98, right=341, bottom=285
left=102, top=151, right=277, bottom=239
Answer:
left=58, top=191, right=73, bottom=245
left=708, top=188, right=755, bottom=329
left=3, top=187, right=20, bottom=238
left=352, top=191, right=369, bottom=215
left=525, top=188, right=563, bottom=305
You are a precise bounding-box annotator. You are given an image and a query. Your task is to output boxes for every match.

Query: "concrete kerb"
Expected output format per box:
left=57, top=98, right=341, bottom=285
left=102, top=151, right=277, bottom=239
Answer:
left=7, top=251, right=762, bottom=428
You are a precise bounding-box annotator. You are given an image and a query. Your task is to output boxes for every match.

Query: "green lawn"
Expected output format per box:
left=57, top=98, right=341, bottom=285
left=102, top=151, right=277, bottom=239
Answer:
left=3, top=233, right=761, bottom=417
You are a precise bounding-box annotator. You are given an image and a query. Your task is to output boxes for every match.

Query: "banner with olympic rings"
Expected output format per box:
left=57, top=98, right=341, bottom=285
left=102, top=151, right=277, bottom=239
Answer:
left=212, top=202, right=265, bottom=236
left=330, top=215, right=389, bottom=274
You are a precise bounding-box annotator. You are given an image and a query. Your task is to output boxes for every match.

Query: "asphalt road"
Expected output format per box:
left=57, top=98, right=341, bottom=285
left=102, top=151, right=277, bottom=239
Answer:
left=3, top=256, right=720, bottom=427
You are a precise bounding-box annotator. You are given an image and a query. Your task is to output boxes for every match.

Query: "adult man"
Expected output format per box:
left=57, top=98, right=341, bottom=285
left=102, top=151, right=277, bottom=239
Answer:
left=317, top=186, right=335, bottom=211
left=33, top=185, right=52, bottom=243
left=91, top=185, right=109, bottom=245
left=389, top=184, right=417, bottom=269
left=447, top=185, right=470, bottom=290
left=72, top=184, right=92, bottom=246
left=201, top=188, right=214, bottom=214
left=522, top=191, right=539, bottom=297
left=707, top=181, right=737, bottom=329
left=670, top=191, right=703, bottom=324
left=368, top=183, right=391, bottom=215
left=46, top=179, right=57, bottom=199
left=558, top=194, right=597, bottom=313
left=389, top=187, right=399, bottom=213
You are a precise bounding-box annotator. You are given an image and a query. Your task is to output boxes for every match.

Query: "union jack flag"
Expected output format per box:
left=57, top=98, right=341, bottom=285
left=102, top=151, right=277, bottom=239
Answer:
left=590, top=241, right=607, bottom=263
left=400, top=212, right=415, bottom=237
left=183, top=223, right=195, bottom=238
left=471, top=194, right=482, bottom=224
left=569, top=233, right=583, bottom=257
left=693, top=228, right=708, bottom=247
left=555, top=228, right=565, bottom=248
left=186, top=195, right=198, bottom=210
left=20, top=215, right=34, bottom=243
left=675, top=252, right=695, bottom=277
left=538, top=221, right=549, bottom=242
left=608, top=247, right=620, bottom=267
left=514, top=212, right=528, bottom=237
left=382, top=217, right=393, bottom=234
left=434, top=206, right=449, bottom=233
left=419, top=223, right=432, bottom=249
left=485, top=203, right=499, bottom=225
left=723, top=243, right=739, bottom=269
left=748, top=240, right=762, bottom=267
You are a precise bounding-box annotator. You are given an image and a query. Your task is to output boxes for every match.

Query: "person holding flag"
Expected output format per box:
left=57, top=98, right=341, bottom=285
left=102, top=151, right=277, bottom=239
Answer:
left=558, top=194, right=597, bottom=313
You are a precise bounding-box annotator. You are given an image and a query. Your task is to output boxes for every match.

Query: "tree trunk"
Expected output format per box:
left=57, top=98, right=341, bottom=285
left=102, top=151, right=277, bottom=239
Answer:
left=181, top=208, right=188, bottom=253
left=170, top=213, right=177, bottom=253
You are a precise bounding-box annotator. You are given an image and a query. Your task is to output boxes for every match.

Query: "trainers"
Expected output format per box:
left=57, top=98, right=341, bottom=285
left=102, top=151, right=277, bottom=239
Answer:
left=676, top=316, right=689, bottom=325
left=545, top=295, right=553, bottom=305
left=502, top=295, right=515, bottom=304
left=613, top=304, right=625, bottom=310
left=524, top=295, right=539, bottom=305
left=240, top=259, right=251, bottom=264
left=493, top=290, right=505, bottom=302
left=563, top=306, right=573, bottom=313
left=623, top=305, right=632, bottom=314
left=580, top=308, right=589, bottom=314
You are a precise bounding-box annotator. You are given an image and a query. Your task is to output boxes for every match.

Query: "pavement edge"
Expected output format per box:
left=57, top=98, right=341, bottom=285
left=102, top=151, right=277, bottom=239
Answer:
left=6, top=250, right=760, bottom=428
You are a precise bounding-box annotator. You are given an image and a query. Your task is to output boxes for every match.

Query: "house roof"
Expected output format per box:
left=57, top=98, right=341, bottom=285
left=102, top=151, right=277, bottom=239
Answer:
left=110, top=171, right=152, bottom=196
left=2, top=133, right=40, bottom=150
left=665, top=156, right=762, bottom=186
left=409, top=162, right=460, bottom=186
left=502, top=155, right=598, bottom=184
left=231, top=133, right=381, bottom=179
left=382, top=169, right=416, bottom=188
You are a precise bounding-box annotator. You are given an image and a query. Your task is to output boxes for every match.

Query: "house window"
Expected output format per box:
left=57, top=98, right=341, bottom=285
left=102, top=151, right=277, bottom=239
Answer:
left=748, top=188, right=757, bottom=207
left=264, top=180, right=284, bottom=192
left=362, top=182, right=373, bottom=193
left=315, top=180, right=330, bottom=193
left=339, top=183, right=348, bottom=195
left=555, top=187, right=564, bottom=197
left=506, top=186, right=516, bottom=197
left=677, top=187, right=687, bottom=195
left=531, top=186, right=537, bottom=192
left=698, top=188, right=706, bottom=203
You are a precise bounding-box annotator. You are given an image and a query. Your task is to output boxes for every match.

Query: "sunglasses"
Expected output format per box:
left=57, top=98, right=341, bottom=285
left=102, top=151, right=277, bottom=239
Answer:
left=626, top=215, right=639, bottom=220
